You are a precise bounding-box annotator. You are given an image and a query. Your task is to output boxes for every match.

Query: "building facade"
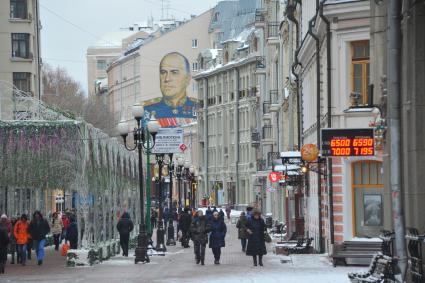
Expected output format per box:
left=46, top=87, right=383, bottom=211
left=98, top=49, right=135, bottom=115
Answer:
left=0, top=0, right=42, bottom=119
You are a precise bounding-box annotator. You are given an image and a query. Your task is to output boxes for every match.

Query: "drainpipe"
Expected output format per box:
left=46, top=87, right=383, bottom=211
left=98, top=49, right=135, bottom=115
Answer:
left=35, top=0, right=42, bottom=100
left=235, top=68, right=240, bottom=206
left=388, top=0, right=407, bottom=278
left=308, top=17, right=323, bottom=253
left=319, top=0, right=334, bottom=246
left=287, top=2, right=301, bottom=149
left=203, top=78, right=209, bottom=205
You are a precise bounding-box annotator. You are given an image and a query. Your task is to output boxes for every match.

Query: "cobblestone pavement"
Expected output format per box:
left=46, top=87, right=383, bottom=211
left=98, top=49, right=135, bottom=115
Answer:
left=0, top=219, right=364, bottom=283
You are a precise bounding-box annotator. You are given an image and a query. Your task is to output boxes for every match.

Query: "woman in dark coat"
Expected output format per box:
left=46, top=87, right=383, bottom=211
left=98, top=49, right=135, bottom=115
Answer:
left=28, top=211, right=50, bottom=266
left=190, top=210, right=211, bottom=265
left=246, top=209, right=267, bottom=266
left=209, top=211, right=227, bottom=264
left=0, top=221, right=10, bottom=274
left=116, top=212, right=134, bottom=257
left=65, top=216, right=78, bottom=250
left=236, top=212, right=248, bottom=252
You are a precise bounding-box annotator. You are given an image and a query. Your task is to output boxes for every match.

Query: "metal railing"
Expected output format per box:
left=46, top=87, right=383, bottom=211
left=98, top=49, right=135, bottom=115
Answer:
left=256, top=56, right=266, bottom=69
left=268, top=22, right=280, bottom=38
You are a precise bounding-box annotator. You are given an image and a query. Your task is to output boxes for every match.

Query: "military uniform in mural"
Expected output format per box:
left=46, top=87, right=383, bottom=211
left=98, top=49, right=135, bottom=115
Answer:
left=142, top=52, right=197, bottom=128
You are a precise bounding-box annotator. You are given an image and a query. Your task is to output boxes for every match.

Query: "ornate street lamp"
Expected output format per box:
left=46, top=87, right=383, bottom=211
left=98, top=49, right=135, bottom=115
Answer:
left=166, top=153, right=176, bottom=246
left=117, top=103, right=160, bottom=264
left=176, top=157, right=185, bottom=208
left=183, top=160, right=190, bottom=206
left=154, top=153, right=166, bottom=253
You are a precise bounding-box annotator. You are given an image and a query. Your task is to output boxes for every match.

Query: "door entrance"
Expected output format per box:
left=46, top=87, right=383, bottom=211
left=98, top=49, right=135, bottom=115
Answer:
left=352, top=161, right=384, bottom=237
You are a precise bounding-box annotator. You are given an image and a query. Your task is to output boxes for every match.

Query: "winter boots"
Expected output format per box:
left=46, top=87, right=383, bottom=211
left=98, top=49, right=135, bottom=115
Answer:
left=253, top=255, right=264, bottom=267
left=253, top=256, right=257, bottom=266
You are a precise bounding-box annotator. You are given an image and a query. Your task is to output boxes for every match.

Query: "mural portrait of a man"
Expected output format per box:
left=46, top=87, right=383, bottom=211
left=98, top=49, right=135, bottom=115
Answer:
left=143, top=52, right=197, bottom=127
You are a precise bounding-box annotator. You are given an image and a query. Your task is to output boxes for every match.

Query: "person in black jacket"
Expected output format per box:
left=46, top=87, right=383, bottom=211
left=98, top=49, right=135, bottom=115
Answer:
left=28, top=211, right=50, bottom=266
left=246, top=209, right=267, bottom=266
left=190, top=210, right=211, bottom=265
left=116, top=212, right=134, bottom=257
left=0, top=223, right=9, bottom=274
left=65, top=216, right=78, bottom=250
left=178, top=207, right=192, bottom=248
left=209, top=211, right=227, bottom=264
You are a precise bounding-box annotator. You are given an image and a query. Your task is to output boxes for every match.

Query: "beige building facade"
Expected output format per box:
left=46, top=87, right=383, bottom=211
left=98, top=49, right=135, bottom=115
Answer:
left=107, top=12, right=212, bottom=124
left=0, top=0, right=42, bottom=119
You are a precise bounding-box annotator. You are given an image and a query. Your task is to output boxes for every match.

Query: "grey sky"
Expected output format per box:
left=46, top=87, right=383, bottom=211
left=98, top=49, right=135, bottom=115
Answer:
left=40, top=0, right=219, bottom=94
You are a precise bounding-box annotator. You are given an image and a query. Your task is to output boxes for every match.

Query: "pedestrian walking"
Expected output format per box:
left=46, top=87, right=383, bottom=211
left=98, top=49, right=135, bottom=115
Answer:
left=8, top=217, right=17, bottom=264
left=218, top=209, right=225, bottom=222
left=151, top=207, right=157, bottom=230
left=51, top=212, right=63, bottom=251
left=163, top=207, right=169, bottom=230
left=190, top=210, right=211, bottom=265
left=209, top=211, right=226, bottom=264
left=61, top=213, right=70, bottom=240
left=65, top=216, right=78, bottom=250
left=116, top=212, right=134, bottom=257
left=178, top=207, right=192, bottom=248
left=236, top=212, right=248, bottom=252
left=205, top=207, right=213, bottom=222
left=225, top=205, right=231, bottom=220
left=13, top=214, right=29, bottom=266
left=0, top=220, right=9, bottom=274
left=245, top=209, right=267, bottom=266
left=28, top=211, right=50, bottom=265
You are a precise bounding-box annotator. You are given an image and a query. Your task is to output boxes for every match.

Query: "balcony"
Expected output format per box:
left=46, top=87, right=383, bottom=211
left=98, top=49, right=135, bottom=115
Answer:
left=255, top=9, right=266, bottom=28
left=269, top=90, right=281, bottom=112
left=255, top=56, right=266, bottom=74
left=251, top=130, right=261, bottom=147
left=257, top=159, right=267, bottom=172
left=267, top=22, right=280, bottom=45
left=263, top=101, right=271, bottom=115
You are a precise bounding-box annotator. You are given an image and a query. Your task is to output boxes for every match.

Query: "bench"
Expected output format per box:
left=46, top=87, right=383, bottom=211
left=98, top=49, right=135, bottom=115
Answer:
left=275, top=237, right=313, bottom=255
left=348, top=253, right=400, bottom=283
left=332, top=240, right=384, bottom=266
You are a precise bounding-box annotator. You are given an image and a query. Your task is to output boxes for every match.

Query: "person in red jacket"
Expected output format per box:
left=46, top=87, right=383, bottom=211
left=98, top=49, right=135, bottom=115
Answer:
left=14, top=214, right=29, bottom=266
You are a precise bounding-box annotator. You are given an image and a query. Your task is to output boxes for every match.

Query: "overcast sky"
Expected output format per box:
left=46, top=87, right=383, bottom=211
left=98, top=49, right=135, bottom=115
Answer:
left=40, top=0, right=219, bottom=94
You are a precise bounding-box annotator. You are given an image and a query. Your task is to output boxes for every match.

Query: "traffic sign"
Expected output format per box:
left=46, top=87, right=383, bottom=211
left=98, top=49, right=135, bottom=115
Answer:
left=152, top=128, right=184, bottom=154
left=179, top=143, right=187, bottom=152
left=268, top=172, right=280, bottom=183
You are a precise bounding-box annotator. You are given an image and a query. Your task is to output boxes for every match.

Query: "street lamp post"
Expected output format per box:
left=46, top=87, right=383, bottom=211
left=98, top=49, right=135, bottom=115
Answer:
left=117, top=103, right=160, bottom=264
left=183, top=160, right=190, bottom=207
left=176, top=158, right=184, bottom=208
left=154, top=153, right=166, bottom=252
left=166, top=153, right=176, bottom=246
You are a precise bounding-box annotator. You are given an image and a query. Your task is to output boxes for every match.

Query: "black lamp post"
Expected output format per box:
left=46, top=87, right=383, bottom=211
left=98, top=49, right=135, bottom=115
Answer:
left=166, top=153, right=176, bottom=246
left=183, top=160, right=190, bottom=207
left=176, top=157, right=184, bottom=208
left=117, top=103, right=160, bottom=264
left=154, top=153, right=166, bottom=252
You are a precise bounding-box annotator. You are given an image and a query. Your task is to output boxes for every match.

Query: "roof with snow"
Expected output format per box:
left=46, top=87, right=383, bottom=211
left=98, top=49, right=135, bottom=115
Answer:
left=209, top=0, right=260, bottom=44
left=91, top=31, right=138, bottom=48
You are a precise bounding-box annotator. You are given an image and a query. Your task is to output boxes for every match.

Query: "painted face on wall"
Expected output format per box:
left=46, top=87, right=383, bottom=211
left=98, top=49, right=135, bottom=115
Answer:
left=159, top=53, right=191, bottom=99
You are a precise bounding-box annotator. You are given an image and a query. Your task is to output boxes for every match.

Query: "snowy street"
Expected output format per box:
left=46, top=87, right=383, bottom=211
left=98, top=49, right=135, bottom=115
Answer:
left=1, top=220, right=366, bottom=283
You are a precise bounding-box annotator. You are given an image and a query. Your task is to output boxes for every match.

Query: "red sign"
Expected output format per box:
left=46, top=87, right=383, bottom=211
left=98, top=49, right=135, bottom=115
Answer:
left=179, top=144, right=187, bottom=152
left=268, top=172, right=281, bottom=183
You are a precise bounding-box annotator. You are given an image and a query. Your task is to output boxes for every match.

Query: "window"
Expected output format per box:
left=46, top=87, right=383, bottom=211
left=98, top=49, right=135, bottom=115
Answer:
left=10, top=0, right=27, bottom=19
left=350, top=41, right=370, bottom=106
left=192, top=62, right=198, bottom=71
left=11, top=33, right=29, bottom=58
left=13, top=72, right=31, bottom=93
left=97, top=60, right=107, bottom=70
left=192, top=39, right=198, bottom=48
